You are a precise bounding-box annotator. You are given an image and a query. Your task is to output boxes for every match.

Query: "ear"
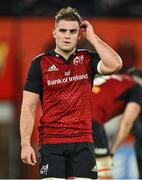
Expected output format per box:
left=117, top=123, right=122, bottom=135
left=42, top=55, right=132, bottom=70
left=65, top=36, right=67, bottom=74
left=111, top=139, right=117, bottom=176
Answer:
left=78, top=33, right=81, bottom=40
left=52, top=29, right=56, bottom=38
left=78, top=29, right=82, bottom=40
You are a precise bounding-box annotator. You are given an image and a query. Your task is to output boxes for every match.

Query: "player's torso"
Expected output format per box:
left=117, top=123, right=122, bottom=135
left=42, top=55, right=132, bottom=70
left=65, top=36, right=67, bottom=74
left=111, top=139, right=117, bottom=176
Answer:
left=39, top=50, right=94, bottom=143
left=41, top=51, right=90, bottom=91
left=40, top=50, right=92, bottom=115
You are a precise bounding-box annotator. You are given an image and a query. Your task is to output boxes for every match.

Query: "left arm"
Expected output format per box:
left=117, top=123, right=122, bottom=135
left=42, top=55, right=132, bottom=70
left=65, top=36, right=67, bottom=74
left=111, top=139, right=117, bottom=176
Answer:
left=110, top=102, right=141, bottom=154
left=81, top=21, right=123, bottom=74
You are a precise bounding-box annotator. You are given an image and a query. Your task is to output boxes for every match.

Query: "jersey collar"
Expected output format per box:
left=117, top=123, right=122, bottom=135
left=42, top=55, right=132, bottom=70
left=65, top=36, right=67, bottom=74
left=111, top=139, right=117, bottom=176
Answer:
left=48, top=49, right=78, bottom=64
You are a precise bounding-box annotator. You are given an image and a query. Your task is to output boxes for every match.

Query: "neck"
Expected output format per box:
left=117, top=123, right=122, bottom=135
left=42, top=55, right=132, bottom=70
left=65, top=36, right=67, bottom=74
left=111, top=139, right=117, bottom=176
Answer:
left=55, top=47, right=76, bottom=60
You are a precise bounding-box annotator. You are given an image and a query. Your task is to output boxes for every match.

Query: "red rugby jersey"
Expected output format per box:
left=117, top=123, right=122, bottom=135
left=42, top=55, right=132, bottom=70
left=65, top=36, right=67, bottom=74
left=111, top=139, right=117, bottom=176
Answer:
left=92, top=74, right=142, bottom=124
left=24, top=49, right=100, bottom=144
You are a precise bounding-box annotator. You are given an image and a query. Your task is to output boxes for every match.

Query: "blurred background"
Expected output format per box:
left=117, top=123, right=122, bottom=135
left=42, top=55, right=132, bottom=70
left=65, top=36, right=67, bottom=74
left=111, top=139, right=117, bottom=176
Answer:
left=0, top=0, right=142, bottom=179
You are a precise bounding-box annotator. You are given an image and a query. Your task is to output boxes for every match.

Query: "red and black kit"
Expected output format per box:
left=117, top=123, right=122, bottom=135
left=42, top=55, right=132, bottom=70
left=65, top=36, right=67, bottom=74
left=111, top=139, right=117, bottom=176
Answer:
left=24, top=49, right=100, bottom=144
left=92, top=74, right=142, bottom=124
left=92, top=74, right=142, bottom=157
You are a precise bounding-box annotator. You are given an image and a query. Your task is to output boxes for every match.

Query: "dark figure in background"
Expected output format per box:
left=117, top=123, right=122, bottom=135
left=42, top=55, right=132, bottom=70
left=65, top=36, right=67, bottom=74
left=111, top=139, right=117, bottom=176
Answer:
left=131, top=113, right=142, bottom=179
left=92, top=68, right=142, bottom=179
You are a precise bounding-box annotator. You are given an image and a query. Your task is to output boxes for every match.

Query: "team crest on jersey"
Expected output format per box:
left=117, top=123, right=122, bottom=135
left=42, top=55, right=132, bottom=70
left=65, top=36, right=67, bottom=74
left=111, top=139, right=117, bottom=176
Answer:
left=73, top=55, right=84, bottom=65
left=48, top=64, right=59, bottom=72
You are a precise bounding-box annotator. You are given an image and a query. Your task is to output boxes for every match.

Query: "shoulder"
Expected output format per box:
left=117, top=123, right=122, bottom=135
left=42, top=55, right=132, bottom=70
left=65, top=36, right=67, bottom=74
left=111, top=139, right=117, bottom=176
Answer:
left=77, top=48, right=97, bottom=55
left=76, top=49, right=100, bottom=61
left=32, top=53, right=48, bottom=63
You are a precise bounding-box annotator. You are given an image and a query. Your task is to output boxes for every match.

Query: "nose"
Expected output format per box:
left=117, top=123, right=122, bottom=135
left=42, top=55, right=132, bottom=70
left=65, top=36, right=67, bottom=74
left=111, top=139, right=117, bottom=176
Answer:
left=65, top=31, right=70, bottom=39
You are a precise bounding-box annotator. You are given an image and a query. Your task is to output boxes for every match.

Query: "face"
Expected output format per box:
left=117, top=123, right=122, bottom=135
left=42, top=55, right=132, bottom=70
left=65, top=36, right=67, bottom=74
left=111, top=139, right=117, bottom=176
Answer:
left=53, top=20, right=80, bottom=53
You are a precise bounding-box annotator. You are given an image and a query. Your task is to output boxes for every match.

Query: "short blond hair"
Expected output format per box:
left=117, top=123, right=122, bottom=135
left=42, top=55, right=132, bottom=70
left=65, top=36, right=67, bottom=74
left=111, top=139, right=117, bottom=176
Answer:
left=55, top=7, right=82, bottom=25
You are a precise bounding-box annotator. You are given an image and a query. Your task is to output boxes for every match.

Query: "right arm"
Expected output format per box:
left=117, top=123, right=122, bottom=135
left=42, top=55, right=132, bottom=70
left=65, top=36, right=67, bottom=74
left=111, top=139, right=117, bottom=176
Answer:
left=20, top=90, right=39, bottom=165
left=110, top=84, right=142, bottom=154
left=110, top=102, right=141, bottom=154
left=20, top=56, right=42, bottom=165
left=81, top=20, right=122, bottom=75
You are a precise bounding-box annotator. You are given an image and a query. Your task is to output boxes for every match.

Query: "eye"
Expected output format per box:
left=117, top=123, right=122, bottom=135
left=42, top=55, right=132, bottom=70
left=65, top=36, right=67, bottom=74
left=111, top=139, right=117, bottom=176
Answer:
left=59, top=29, right=66, bottom=33
left=70, top=29, right=77, bottom=34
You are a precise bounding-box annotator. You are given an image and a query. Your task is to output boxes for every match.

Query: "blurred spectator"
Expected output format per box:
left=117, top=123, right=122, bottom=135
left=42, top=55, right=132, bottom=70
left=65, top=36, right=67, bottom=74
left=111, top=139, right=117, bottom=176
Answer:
left=131, top=112, right=142, bottom=178
left=92, top=68, right=142, bottom=179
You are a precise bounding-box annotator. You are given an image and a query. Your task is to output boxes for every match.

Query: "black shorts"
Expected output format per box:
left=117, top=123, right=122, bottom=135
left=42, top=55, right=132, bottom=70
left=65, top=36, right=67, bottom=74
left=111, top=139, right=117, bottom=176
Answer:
left=38, top=142, right=98, bottom=179
left=92, top=121, right=110, bottom=157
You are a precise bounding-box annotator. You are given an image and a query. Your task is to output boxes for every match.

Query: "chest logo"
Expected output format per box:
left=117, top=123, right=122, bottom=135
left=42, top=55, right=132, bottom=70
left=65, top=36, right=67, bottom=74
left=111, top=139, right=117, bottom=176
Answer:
left=73, top=55, right=84, bottom=65
left=48, top=64, right=59, bottom=72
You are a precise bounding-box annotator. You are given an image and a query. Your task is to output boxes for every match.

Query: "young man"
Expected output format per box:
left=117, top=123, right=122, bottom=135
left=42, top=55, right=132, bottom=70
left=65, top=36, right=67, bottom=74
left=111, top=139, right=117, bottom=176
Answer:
left=20, top=7, right=122, bottom=179
left=92, top=68, right=142, bottom=179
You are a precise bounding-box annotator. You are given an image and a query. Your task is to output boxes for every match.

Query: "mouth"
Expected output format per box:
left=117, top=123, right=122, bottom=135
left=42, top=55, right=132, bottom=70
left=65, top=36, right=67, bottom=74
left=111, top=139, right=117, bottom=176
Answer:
left=63, top=41, right=70, bottom=44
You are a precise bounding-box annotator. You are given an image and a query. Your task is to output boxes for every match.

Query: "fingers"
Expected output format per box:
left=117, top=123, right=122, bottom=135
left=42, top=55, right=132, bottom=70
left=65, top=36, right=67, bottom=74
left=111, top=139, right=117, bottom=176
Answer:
left=80, top=20, right=94, bottom=40
left=81, top=20, right=90, bottom=28
left=21, top=146, right=37, bottom=166
left=80, top=22, right=87, bottom=37
left=22, top=153, right=36, bottom=165
left=31, top=150, right=37, bottom=164
left=22, top=159, right=26, bottom=164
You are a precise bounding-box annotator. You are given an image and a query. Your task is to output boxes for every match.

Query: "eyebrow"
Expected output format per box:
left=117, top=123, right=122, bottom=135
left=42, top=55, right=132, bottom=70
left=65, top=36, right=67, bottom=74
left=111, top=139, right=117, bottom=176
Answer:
left=59, top=28, right=78, bottom=32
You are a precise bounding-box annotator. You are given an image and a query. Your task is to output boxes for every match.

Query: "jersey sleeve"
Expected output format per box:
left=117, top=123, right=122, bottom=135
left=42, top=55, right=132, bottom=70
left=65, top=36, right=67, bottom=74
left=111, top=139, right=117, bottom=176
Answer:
left=24, top=59, right=42, bottom=95
left=128, top=84, right=142, bottom=105
left=89, top=51, right=101, bottom=74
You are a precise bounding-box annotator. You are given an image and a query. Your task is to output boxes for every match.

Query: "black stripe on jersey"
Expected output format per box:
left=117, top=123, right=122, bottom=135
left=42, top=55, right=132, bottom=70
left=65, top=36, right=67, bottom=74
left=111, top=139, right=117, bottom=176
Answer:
left=24, top=54, right=43, bottom=99
left=89, top=52, right=101, bottom=75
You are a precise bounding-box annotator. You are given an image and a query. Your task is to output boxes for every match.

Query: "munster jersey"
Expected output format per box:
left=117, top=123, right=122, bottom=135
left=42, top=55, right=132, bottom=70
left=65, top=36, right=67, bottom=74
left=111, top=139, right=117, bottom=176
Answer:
left=92, top=74, right=142, bottom=124
left=24, top=49, right=100, bottom=144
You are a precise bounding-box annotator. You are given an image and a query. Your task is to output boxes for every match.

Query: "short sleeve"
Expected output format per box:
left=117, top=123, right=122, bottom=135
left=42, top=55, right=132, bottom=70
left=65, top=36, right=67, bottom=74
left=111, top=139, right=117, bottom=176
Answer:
left=24, top=59, right=42, bottom=95
left=128, top=84, right=142, bottom=105
left=90, top=52, right=101, bottom=74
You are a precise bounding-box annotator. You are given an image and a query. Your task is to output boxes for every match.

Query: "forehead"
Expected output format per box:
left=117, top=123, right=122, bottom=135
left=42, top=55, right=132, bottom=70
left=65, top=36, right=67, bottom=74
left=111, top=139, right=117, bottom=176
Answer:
left=56, top=20, right=80, bottom=29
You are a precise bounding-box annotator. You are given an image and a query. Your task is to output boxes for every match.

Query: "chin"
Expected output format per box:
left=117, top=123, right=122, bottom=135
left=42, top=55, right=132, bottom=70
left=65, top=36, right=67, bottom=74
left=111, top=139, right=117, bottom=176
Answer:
left=61, top=47, right=74, bottom=52
left=63, top=49, right=72, bottom=52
